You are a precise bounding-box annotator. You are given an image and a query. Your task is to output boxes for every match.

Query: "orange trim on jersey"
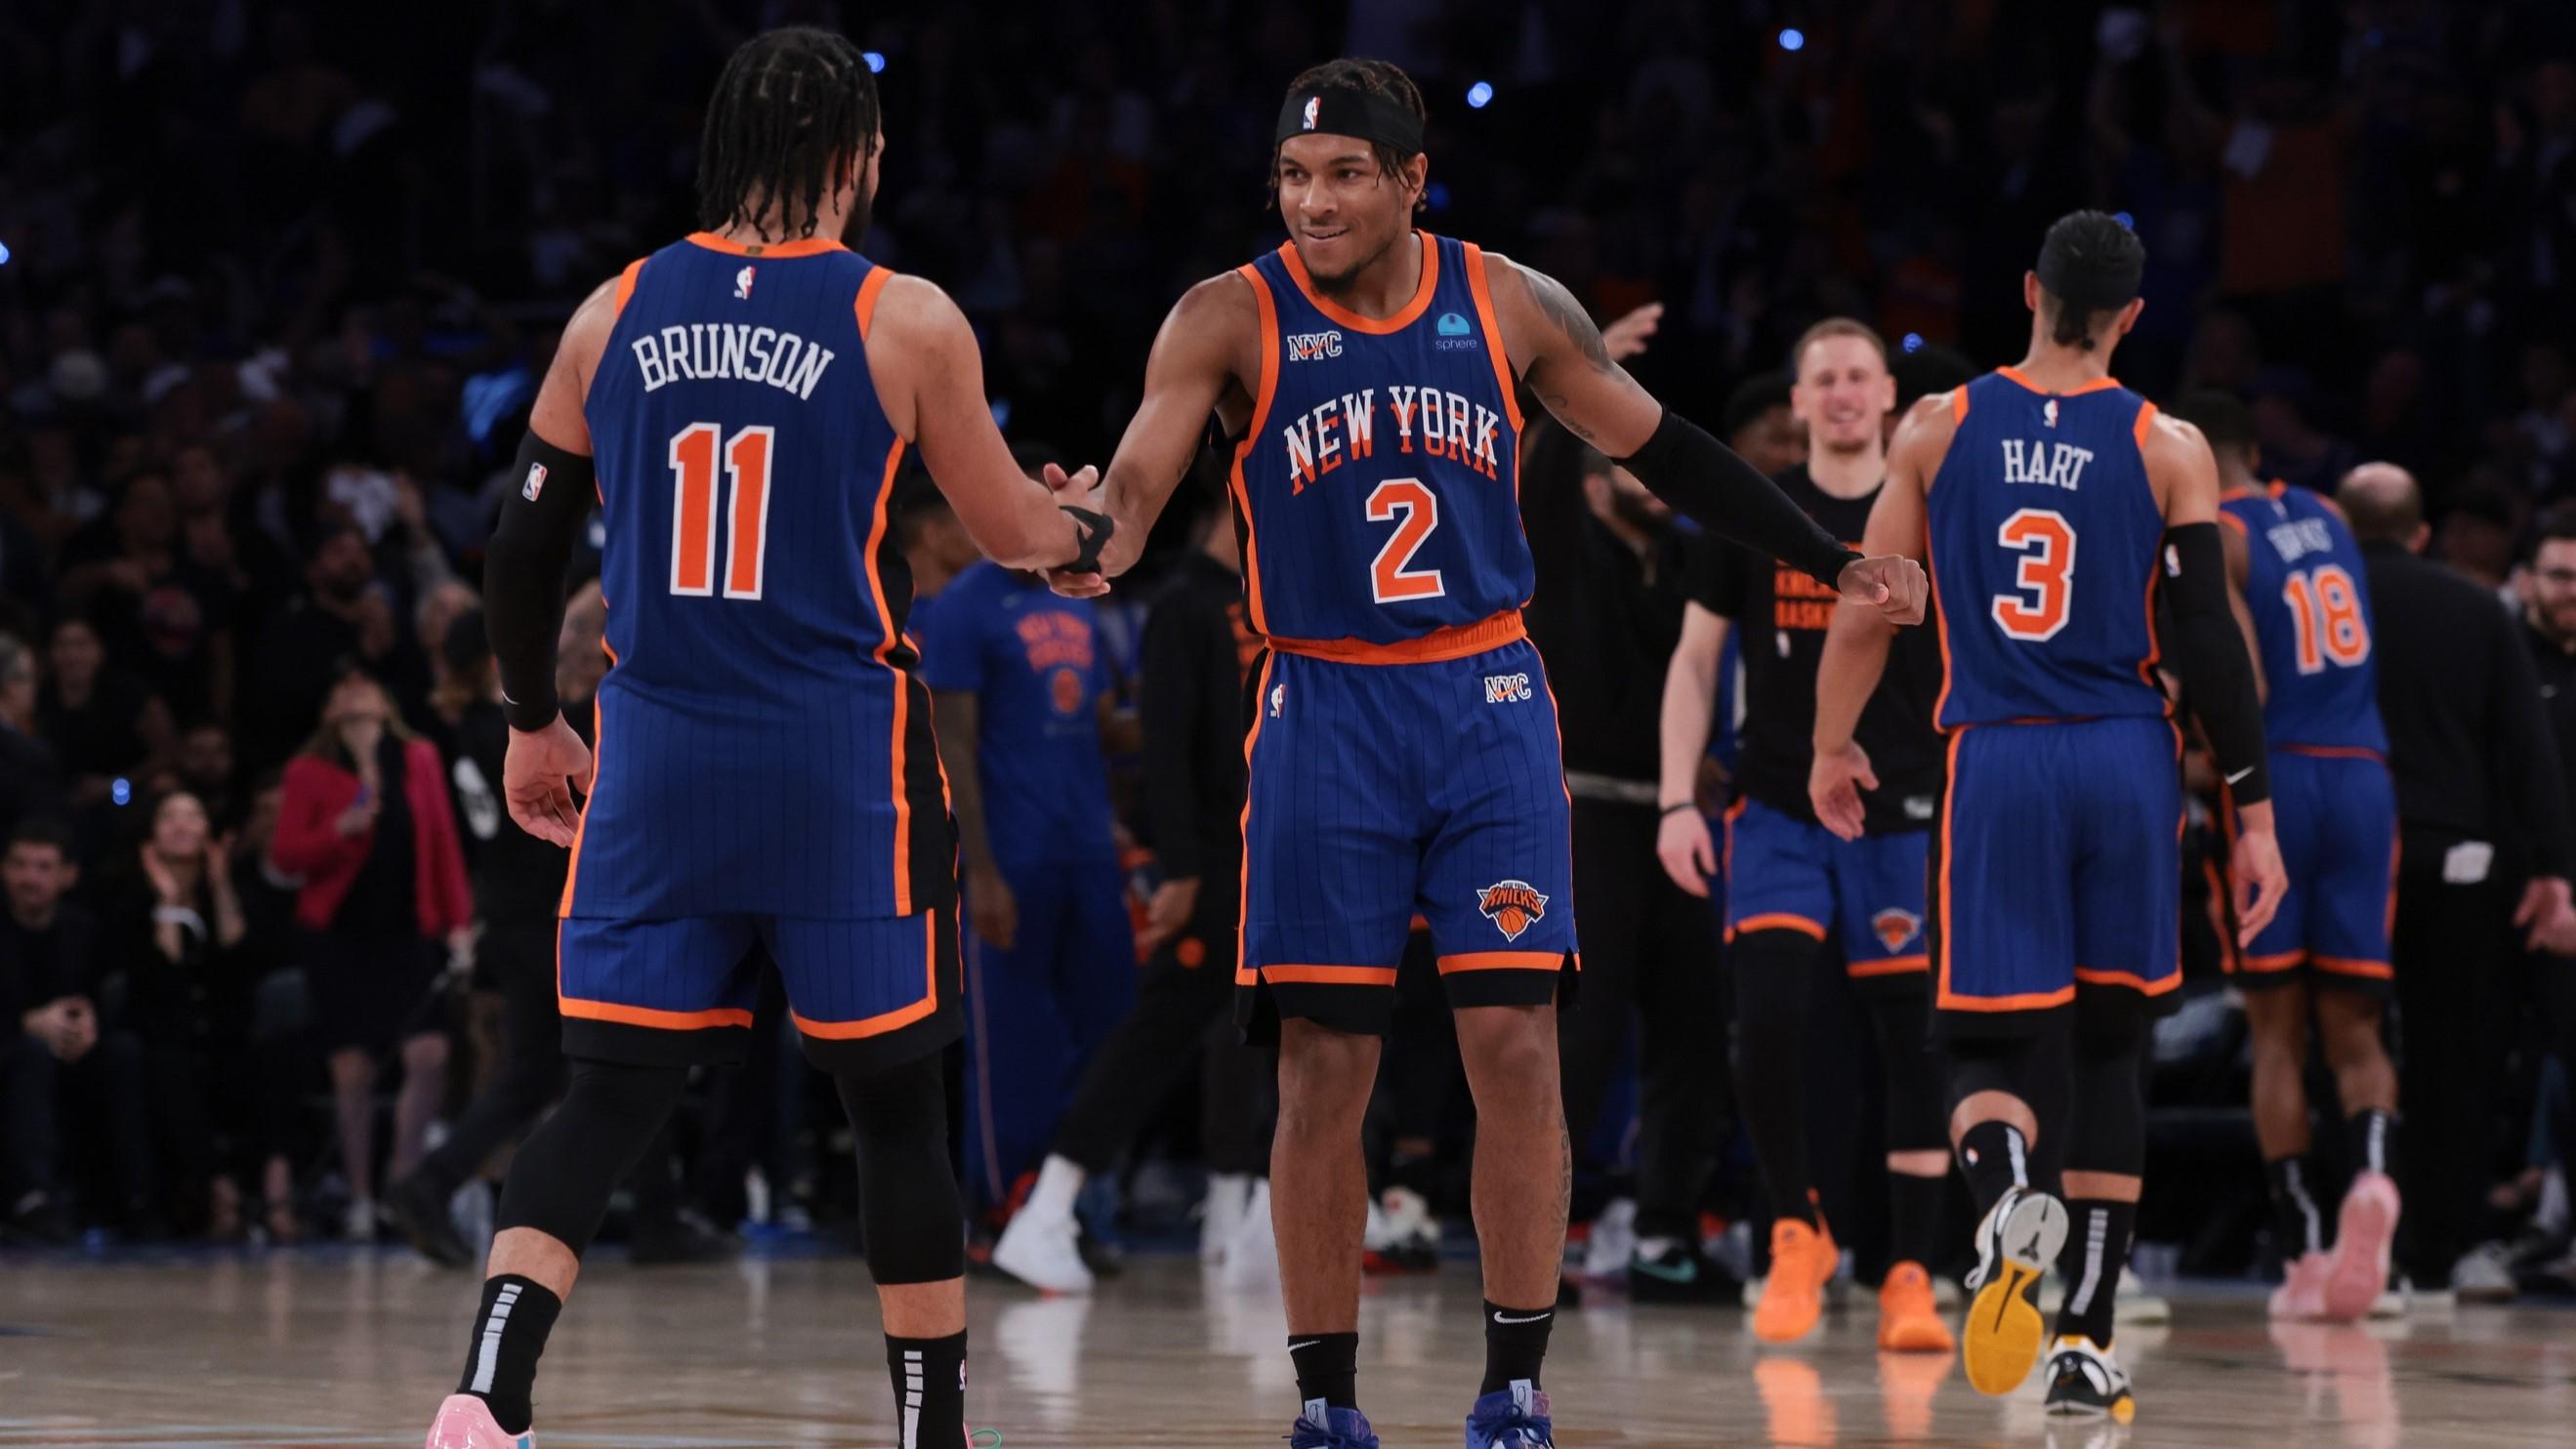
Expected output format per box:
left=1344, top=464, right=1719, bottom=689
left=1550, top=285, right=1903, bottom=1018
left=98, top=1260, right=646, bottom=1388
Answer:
left=1266, top=609, right=1526, bottom=665
left=1275, top=231, right=1440, bottom=335
left=1261, top=964, right=1400, bottom=987
left=2311, top=954, right=2394, bottom=980
left=612, top=258, right=647, bottom=316
left=1233, top=653, right=1277, bottom=987
left=555, top=921, right=756, bottom=1030
left=1947, top=986, right=2078, bottom=1012
left=2217, top=510, right=2249, bottom=535
left=2268, top=479, right=2289, bottom=500
left=2137, top=523, right=2168, bottom=695
left=1229, top=264, right=1279, bottom=638
left=1926, top=518, right=1955, bottom=725
left=1994, top=366, right=2120, bottom=396
left=794, top=911, right=942, bottom=1038
left=558, top=637, right=616, bottom=918
left=852, top=265, right=894, bottom=341
left=2133, top=398, right=2160, bottom=449
left=2283, top=743, right=2386, bottom=761
left=1731, top=912, right=1828, bottom=942
left=861, top=439, right=916, bottom=915
left=1951, top=388, right=1971, bottom=425
left=2236, top=950, right=2306, bottom=974
left=684, top=230, right=849, bottom=259
left=1849, top=954, right=1931, bottom=977
left=2074, top=966, right=2181, bottom=995
left=1460, top=243, right=1524, bottom=435
left=1438, top=951, right=1562, bottom=973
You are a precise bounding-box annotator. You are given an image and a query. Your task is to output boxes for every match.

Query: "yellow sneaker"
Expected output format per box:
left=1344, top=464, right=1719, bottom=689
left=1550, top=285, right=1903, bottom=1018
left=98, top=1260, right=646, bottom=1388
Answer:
left=1753, top=1215, right=1839, bottom=1344
left=1961, top=1186, right=2067, bottom=1395
left=1877, top=1261, right=1956, bottom=1353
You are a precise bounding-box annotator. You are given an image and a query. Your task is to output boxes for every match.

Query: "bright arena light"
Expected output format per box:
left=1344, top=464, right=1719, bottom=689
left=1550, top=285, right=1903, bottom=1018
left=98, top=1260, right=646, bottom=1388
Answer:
left=1779, top=28, right=1806, bottom=52
left=1901, top=333, right=1925, bottom=354
left=2114, top=210, right=2136, bottom=228
left=1466, top=81, right=1494, bottom=109
left=0, top=240, right=12, bottom=266
left=862, top=51, right=886, bottom=73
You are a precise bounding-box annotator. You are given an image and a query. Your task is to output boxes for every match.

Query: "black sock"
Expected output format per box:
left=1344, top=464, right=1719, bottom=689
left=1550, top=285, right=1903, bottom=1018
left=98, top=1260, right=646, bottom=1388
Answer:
left=1889, top=1170, right=1948, bottom=1268
left=886, top=1330, right=968, bottom=1449
left=456, top=1274, right=562, bottom=1434
left=1289, top=1331, right=1359, bottom=1411
left=1731, top=930, right=1816, bottom=1228
left=2346, top=1108, right=2398, bottom=1181
left=1480, top=1301, right=1554, bottom=1394
left=1955, top=1121, right=2030, bottom=1215
left=2052, top=1199, right=2134, bottom=1349
left=2265, top=1154, right=2324, bottom=1259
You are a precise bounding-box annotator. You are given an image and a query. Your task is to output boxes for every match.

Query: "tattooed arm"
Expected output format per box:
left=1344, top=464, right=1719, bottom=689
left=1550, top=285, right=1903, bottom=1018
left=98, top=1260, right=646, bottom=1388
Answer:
left=1484, top=255, right=1925, bottom=617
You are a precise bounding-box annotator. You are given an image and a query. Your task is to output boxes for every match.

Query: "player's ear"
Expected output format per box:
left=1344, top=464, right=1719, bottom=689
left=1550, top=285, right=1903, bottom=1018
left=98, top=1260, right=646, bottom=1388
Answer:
left=2115, top=296, right=2144, bottom=336
left=2022, top=270, right=2042, bottom=314
left=1401, top=151, right=1429, bottom=210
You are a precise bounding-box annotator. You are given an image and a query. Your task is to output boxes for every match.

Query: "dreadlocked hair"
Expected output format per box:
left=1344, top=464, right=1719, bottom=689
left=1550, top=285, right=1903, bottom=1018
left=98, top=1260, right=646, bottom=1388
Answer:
left=697, top=27, right=880, bottom=243
left=1268, top=58, right=1429, bottom=214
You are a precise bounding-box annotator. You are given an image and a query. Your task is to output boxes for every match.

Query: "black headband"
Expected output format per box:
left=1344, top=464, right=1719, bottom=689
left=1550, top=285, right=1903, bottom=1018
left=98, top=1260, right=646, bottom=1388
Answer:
left=1274, top=84, right=1425, bottom=156
left=2035, top=240, right=2143, bottom=312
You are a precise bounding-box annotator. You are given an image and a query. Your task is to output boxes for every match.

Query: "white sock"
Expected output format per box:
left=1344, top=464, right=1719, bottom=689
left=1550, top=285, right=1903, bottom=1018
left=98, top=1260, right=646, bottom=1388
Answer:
left=1027, top=1155, right=1085, bottom=1221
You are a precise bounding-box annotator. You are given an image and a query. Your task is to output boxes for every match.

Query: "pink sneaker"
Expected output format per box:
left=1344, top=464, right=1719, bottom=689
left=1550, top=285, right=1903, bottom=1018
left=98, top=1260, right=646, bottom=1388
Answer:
left=2268, top=1251, right=2331, bottom=1320
left=2320, top=1172, right=2400, bottom=1323
left=425, top=1394, right=533, bottom=1449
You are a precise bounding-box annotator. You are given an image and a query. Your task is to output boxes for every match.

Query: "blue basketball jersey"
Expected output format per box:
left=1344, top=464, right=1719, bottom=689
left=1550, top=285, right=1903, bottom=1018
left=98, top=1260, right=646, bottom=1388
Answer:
left=566, top=231, right=950, bottom=920
left=1230, top=231, right=1529, bottom=647
left=2221, top=482, right=2389, bottom=754
left=1928, top=370, right=2171, bottom=729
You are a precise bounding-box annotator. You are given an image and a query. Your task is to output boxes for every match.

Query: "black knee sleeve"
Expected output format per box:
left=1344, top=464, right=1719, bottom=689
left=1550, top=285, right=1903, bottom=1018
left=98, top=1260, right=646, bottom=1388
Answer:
left=1729, top=929, right=1816, bottom=1036
left=1945, top=1031, right=2039, bottom=1114
left=1867, top=994, right=1950, bottom=1154
left=2065, top=1026, right=2146, bottom=1178
left=495, top=1059, right=688, bottom=1255
left=838, top=1052, right=966, bottom=1286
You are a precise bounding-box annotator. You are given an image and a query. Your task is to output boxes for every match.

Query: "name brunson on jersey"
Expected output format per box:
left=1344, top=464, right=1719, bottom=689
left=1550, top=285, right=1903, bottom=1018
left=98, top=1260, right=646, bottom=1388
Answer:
left=2001, top=438, right=2095, bottom=490
left=1280, top=386, right=1505, bottom=493
left=630, top=323, right=836, bottom=398
left=2265, top=517, right=2336, bottom=563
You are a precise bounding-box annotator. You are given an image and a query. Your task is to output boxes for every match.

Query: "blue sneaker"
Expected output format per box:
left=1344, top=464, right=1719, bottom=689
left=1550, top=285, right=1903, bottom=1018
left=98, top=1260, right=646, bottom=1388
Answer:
left=1289, top=1398, right=1380, bottom=1448
left=1465, top=1380, right=1555, bottom=1447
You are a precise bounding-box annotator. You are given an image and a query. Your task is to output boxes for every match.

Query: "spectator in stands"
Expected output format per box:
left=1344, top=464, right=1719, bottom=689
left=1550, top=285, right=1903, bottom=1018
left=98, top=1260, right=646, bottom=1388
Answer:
left=37, top=614, right=171, bottom=812
left=55, top=469, right=237, bottom=723
left=247, top=523, right=419, bottom=768
left=0, top=635, right=65, bottom=839
left=268, top=667, right=470, bottom=1242
left=1, top=817, right=150, bottom=1242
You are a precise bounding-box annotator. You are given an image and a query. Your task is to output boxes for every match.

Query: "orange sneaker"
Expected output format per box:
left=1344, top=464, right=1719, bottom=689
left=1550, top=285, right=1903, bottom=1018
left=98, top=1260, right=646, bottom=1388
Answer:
left=1877, top=1261, right=1955, bottom=1353
left=1754, top=1215, right=1839, bottom=1344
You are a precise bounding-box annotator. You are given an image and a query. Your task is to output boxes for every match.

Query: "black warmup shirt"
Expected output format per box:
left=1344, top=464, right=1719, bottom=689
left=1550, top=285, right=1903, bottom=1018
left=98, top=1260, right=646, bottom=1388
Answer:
left=1139, top=552, right=1260, bottom=887
left=454, top=698, right=572, bottom=926
left=2521, top=614, right=2576, bottom=860
left=1522, top=436, right=1698, bottom=784
left=1689, top=465, right=1944, bottom=834
left=2359, top=540, right=2572, bottom=873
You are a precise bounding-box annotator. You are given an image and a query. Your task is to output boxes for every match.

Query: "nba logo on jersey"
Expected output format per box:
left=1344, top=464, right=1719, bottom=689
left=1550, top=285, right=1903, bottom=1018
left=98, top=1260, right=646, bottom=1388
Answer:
left=2043, top=397, right=2059, bottom=428
left=520, top=462, right=547, bottom=501
left=733, top=265, right=755, bottom=300
left=1476, top=881, right=1549, bottom=941
left=1301, top=96, right=1320, bottom=130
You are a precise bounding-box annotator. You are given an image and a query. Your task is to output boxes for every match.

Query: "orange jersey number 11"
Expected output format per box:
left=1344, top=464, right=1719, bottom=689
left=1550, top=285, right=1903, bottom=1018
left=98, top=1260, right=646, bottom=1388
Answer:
left=669, top=422, right=775, bottom=600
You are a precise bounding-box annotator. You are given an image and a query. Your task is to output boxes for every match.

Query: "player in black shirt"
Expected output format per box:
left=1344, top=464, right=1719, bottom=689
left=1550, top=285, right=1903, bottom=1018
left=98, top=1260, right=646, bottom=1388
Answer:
left=1656, top=320, right=1952, bottom=1352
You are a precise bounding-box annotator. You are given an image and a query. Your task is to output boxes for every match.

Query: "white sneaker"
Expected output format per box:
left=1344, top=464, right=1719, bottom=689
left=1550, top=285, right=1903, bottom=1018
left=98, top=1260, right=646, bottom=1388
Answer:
left=1582, top=1198, right=1638, bottom=1281
left=992, top=1202, right=1095, bottom=1295
left=2368, top=1270, right=2411, bottom=1319
left=344, top=1198, right=378, bottom=1244
left=2114, top=1265, right=2170, bottom=1326
left=2450, top=1241, right=2518, bottom=1304
left=1363, top=1185, right=1439, bottom=1273
left=1222, top=1180, right=1280, bottom=1291
left=1201, top=1174, right=1252, bottom=1265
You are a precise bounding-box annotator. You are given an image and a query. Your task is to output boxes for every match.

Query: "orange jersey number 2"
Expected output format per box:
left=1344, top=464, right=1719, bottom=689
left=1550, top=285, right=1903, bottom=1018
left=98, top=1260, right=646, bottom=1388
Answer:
left=1367, top=477, right=1446, bottom=603
left=669, top=422, right=775, bottom=600
left=1991, top=507, right=2075, bottom=642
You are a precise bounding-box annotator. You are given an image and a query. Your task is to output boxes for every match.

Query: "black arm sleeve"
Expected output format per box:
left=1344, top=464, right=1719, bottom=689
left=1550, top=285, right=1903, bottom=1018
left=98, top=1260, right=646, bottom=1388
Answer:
left=2491, top=611, right=2576, bottom=876
left=2162, top=522, right=2270, bottom=807
left=1138, top=595, right=1212, bottom=881
left=483, top=433, right=596, bottom=731
left=1614, top=408, right=1859, bottom=589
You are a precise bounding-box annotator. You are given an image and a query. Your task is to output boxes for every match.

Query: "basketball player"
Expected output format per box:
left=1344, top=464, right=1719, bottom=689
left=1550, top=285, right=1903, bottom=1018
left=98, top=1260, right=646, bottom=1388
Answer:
left=1049, top=59, right=1926, bottom=1449
left=1657, top=318, right=1952, bottom=1353
left=1810, top=212, right=2287, bottom=1422
left=2172, top=392, right=2400, bottom=1323
left=422, top=29, right=1108, bottom=1449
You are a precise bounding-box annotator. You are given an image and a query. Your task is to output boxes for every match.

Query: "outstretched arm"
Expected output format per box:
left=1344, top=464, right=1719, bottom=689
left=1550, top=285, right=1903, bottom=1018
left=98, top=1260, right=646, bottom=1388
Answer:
left=1069, top=273, right=1256, bottom=585
left=868, top=274, right=1102, bottom=573
left=1810, top=393, right=1942, bottom=839
left=1484, top=254, right=1925, bottom=623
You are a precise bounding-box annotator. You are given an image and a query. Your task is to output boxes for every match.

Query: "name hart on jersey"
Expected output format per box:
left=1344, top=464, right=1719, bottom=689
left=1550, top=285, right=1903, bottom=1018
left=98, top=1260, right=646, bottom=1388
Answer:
left=2001, top=436, right=2096, bottom=490
left=1280, top=385, right=1504, bottom=493
left=630, top=322, right=836, bottom=399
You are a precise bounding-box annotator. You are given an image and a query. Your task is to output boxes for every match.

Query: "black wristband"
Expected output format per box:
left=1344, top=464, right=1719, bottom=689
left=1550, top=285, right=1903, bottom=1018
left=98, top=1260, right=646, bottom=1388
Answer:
left=1659, top=802, right=1696, bottom=818
left=1060, top=505, right=1114, bottom=573
left=1614, top=408, right=1859, bottom=590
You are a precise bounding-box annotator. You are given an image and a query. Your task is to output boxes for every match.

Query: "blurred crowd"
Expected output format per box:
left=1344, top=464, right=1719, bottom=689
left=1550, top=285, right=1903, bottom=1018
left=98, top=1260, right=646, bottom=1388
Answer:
left=5, top=0, right=2576, bottom=1300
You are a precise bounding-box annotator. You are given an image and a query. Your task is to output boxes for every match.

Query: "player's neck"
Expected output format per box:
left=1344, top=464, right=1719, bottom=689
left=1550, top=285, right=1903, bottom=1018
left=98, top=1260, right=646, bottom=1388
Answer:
left=1310, top=229, right=1423, bottom=318
left=1807, top=443, right=1886, bottom=500
left=2219, top=468, right=2264, bottom=497
left=2011, top=338, right=2117, bottom=393
left=714, top=204, right=851, bottom=251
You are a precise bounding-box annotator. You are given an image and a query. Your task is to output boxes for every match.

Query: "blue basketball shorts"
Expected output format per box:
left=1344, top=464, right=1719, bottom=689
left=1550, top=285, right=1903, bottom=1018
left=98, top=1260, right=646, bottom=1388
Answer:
left=1723, top=796, right=1931, bottom=994
left=2213, top=748, right=2397, bottom=997
left=558, top=906, right=961, bottom=1071
left=1932, top=716, right=2182, bottom=1038
left=1235, top=631, right=1577, bottom=1039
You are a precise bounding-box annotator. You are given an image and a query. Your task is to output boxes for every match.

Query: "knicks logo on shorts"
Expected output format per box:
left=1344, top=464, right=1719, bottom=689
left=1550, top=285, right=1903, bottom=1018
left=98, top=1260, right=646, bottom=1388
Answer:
left=1871, top=908, right=1923, bottom=954
left=1478, top=880, right=1550, bottom=941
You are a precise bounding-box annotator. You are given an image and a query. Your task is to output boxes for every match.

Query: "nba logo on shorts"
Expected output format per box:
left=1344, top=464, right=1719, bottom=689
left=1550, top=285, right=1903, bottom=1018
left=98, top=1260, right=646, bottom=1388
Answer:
left=1302, top=96, right=1320, bottom=130
left=520, top=462, right=547, bottom=501
left=1477, top=880, right=1549, bottom=940
left=1871, top=908, right=1922, bottom=953
left=734, top=265, right=756, bottom=300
